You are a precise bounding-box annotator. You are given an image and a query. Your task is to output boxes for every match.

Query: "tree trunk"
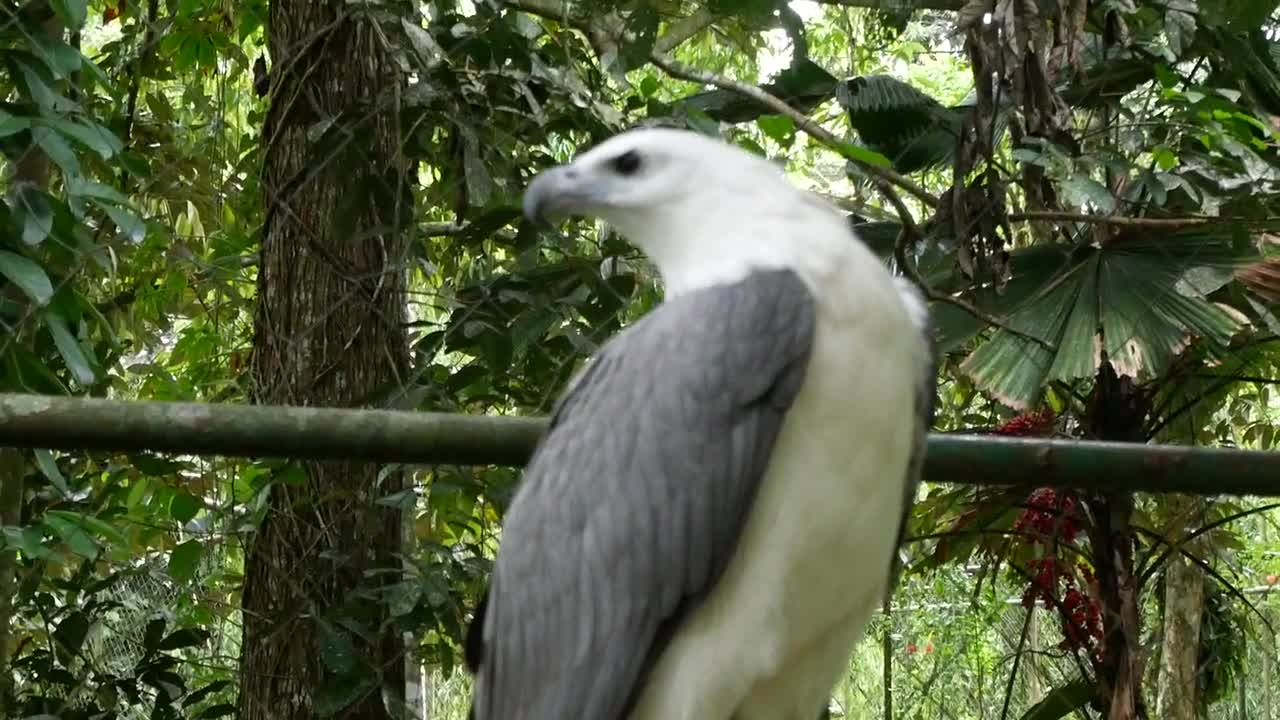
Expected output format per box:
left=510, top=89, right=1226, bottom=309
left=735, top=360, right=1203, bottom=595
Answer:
left=1156, top=498, right=1205, bottom=720
left=237, top=3, right=412, bottom=719
left=1085, top=363, right=1150, bottom=720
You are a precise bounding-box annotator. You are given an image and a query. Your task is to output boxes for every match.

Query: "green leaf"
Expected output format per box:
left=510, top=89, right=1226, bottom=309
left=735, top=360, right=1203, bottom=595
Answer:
left=15, top=186, right=54, bottom=246
left=49, top=0, right=88, bottom=31
left=639, top=75, right=660, bottom=97
left=158, top=627, right=210, bottom=651
left=31, top=125, right=81, bottom=177
left=14, top=58, right=74, bottom=113
left=45, top=311, right=96, bottom=386
left=45, top=117, right=122, bottom=159
left=1018, top=677, right=1095, bottom=720
left=837, top=74, right=969, bottom=173
left=53, top=610, right=91, bottom=657
left=317, top=620, right=358, bottom=676
left=1061, top=175, right=1117, bottom=213
left=0, top=250, right=54, bottom=305
left=169, top=490, right=201, bottom=523
left=757, top=114, right=795, bottom=145
left=76, top=513, right=130, bottom=547
left=29, top=32, right=83, bottom=78
left=168, top=540, right=202, bottom=583
left=43, top=510, right=98, bottom=559
left=33, top=449, right=69, bottom=496
left=0, top=110, right=31, bottom=137
left=93, top=199, right=146, bottom=243
left=839, top=142, right=893, bottom=168
left=314, top=674, right=375, bottom=717
left=960, top=229, right=1252, bottom=408
left=183, top=679, right=232, bottom=708
left=617, top=6, right=659, bottom=71
left=144, top=618, right=167, bottom=651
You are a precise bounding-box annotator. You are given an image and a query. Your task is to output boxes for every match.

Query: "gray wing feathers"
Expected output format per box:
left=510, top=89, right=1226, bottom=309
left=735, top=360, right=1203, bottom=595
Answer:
left=473, top=269, right=816, bottom=720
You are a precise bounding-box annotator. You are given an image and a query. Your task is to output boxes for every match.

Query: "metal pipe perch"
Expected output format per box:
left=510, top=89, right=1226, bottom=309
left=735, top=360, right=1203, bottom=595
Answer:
left=0, top=392, right=1276, bottom=496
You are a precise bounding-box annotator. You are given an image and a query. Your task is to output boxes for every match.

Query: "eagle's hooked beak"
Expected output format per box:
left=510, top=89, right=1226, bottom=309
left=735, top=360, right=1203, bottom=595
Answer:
left=522, top=164, right=604, bottom=224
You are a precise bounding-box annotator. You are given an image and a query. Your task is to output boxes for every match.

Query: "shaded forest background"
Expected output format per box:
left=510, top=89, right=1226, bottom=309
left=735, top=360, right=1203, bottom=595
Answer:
left=1, top=0, right=1280, bottom=718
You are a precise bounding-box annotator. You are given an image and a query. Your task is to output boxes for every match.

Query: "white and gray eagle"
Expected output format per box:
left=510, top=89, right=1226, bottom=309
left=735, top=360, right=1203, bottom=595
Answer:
left=465, top=128, right=935, bottom=720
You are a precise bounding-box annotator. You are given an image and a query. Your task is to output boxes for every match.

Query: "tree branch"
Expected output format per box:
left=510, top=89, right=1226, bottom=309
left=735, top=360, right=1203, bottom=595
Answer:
left=654, top=8, right=718, bottom=54
left=813, top=0, right=966, bottom=9
left=1008, top=211, right=1218, bottom=228
left=649, top=52, right=939, bottom=206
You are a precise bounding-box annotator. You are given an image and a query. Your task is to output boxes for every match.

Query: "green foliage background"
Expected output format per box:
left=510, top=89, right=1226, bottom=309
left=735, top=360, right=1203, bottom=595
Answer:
left=0, top=0, right=1278, bottom=718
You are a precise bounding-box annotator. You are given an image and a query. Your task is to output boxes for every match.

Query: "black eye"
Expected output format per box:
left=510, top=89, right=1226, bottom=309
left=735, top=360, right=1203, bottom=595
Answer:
left=609, top=150, right=642, bottom=176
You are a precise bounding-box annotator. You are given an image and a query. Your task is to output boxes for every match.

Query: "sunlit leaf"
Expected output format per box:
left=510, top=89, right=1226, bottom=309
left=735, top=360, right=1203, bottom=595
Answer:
left=0, top=250, right=53, bottom=304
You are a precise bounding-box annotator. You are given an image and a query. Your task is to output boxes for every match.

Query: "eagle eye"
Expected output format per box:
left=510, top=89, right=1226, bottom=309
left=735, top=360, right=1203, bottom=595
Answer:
left=609, top=149, right=643, bottom=176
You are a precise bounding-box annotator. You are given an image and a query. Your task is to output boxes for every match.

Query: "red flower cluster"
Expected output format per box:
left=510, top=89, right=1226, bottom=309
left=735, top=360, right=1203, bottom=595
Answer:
left=1019, top=557, right=1104, bottom=653
left=1013, top=487, right=1082, bottom=542
left=1013, top=485, right=1103, bottom=656
left=993, top=408, right=1057, bottom=436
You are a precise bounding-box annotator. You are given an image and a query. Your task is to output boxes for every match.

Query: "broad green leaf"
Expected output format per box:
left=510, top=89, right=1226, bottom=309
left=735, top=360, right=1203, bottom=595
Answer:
left=1017, top=677, right=1095, bottom=720
left=317, top=620, right=358, bottom=676
left=43, top=510, right=98, bottom=559
left=29, top=32, right=83, bottom=77
left=14, top=59, right=74, bottom=113
left=184, top=679, right=232, bottom=708
left=44, top=311, right=96, bottom=385
left=52, top=610, right=91, bottom=657
left=757, top=114, right=795, bottom=145
left=0, top=110, right=31, bottom=137
left=33, top=448, right=69, bottom=496
left=2, top=525, right=49, bottom=558
left=66, top=176, right=129, bottom=204
left=839, top=142, right=893, bottom=168
left=45, top=117, right=122, bottom=159
left=0, top=250, right=54, bottom=304
left=144, top=618, right=167, bottom=651
left=1061, top=175, right=1117, bottom=212
left=170, top=490, right=201, bottom=523
left=75, top=513, right=130, bottom=547
left=960, top=228, right=1254, bottom=407
left=94, top=199, right=146, bottom=243
left=168, top=540, right=202, bottom=582
left=314, top=674, right=375, bottom=717
left=31, top=125, right=81, bottom=177
left=49, top=0, right=88, bottom=31
left=158, top=627, right=210, bottom=651
left=15, top=185, right=54, bottom=245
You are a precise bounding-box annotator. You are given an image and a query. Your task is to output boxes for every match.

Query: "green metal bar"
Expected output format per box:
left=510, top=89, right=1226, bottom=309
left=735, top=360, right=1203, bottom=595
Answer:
left=0, top=392, right=1277, bottom=495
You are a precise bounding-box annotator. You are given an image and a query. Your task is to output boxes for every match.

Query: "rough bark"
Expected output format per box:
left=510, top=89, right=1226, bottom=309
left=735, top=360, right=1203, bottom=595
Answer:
left=1157, top=497, right=1203, bottom=717
left=1085, top=362, right=1151, bottom=720
left=1156, top=512, right=1205, bottom=720
left=237, top=2, right=413, bottom=719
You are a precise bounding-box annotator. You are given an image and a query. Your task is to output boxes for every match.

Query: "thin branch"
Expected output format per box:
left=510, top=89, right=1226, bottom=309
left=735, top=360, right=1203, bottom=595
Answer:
left=654, top=8, right=717, bottom=54
left=813, top=0, right=966, bottom=8
left=1010, top=211, right=1206, bottom=228
left=887, top=197, right=1056, bottom=350
left=649, top=52, right=940, bottom=206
